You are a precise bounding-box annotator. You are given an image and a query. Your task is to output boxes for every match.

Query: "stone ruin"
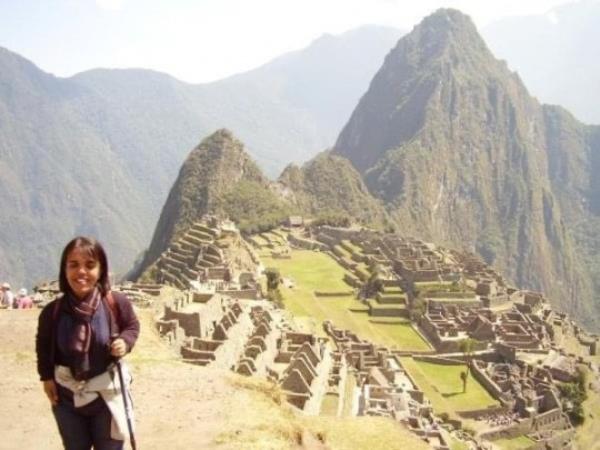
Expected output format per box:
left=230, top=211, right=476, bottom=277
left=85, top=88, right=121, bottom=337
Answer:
left=151, top=216, right=260, bottom=297
left=471, top=358, right=575, bottom=448
left=154, top=290, right=338, bottom=416
left=323, top=320, right=450, bottom=450
left=146, top=219, right=596, bottom=450
left=418, top=296, right=551, bottom=353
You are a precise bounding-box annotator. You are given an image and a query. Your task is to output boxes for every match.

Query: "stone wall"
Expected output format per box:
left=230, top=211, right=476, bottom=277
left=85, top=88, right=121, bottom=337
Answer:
left=456, top=404, right=508, bottom=419
left=163, top=306, right=201, bottom=337
left=480, top=419, right=532, bottom=441
left=288, top=233, right=328, bottom=251
left=413, top=355, right=463, bottom=365
left=216, top=288, right=259, bottom=300
left=470, top=360, right=509, bottom=403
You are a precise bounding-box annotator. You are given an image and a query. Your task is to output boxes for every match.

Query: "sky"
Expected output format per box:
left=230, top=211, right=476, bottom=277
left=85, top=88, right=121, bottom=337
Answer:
left=0, top=0, right=580, bottom=84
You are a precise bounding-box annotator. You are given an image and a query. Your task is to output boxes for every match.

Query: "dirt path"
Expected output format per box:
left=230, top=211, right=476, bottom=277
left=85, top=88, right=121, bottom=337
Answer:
left=0, top=308, right=256, bottom=449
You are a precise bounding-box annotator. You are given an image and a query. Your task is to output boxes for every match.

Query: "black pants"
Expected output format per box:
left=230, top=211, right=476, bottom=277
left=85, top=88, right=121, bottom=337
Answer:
left=52, top=397, right=124, bottom=450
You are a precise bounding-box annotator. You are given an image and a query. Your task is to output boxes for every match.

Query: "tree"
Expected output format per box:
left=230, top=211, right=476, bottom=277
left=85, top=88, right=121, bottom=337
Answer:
left=366, top=266, right=384, bottom=297
left=459, top=338, right=477, bottom=393
left=559, top=365, right=589, bottom=426
left=265, top=268, right=281, bottom=291
left=410, top=297, right=427, bottom=322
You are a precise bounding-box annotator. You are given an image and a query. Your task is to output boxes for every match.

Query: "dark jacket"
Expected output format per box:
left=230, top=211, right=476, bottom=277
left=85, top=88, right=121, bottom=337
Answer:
left=36, top=291, right=140, bottom=381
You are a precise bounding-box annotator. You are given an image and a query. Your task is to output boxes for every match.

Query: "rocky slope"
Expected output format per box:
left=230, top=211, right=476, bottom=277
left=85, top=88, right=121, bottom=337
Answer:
left=333, top=9, right=600, bottom=329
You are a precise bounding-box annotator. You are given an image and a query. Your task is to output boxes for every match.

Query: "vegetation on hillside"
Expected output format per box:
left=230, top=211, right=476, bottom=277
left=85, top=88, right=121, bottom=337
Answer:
left=278, top=152, right=390, bottom=229
left=220, top=180, right=290, bottom=235
left=559, top=366, right=588, bottom=426
left=332, top=9, right=600, bottom=330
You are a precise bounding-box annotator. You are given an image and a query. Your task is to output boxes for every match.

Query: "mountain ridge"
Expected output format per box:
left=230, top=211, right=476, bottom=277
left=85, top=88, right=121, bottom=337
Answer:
left=0, top=26, right=402, bottom=288
left=333, top=8, right=599, bottom=328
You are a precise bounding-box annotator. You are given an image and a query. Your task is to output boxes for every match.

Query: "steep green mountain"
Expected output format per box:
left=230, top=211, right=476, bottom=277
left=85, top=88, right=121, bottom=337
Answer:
left=136, top=129, right=289, bottom=277
left=0, top=26, right=402, bottom=288
left=333, top=9, right=600, bottom=329
left=278, top=152, right=389, bottom=228
left=0, top=46, right=148, bottom=286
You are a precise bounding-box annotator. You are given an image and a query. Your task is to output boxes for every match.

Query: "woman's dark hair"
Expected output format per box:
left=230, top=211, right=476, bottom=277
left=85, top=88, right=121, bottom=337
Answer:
left=59, top=236, right=110, bottom=296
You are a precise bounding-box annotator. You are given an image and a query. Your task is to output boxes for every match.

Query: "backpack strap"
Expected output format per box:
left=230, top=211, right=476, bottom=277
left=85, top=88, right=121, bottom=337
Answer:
left=50, top=296, right=63, bottom=370
left=105, top=290, right=121, bottom=338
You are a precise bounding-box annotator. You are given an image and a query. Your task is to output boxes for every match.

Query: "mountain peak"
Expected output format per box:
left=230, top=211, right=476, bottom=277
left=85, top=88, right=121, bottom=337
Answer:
left=333, top=9, right=502, bottom=173
left=331, top=8, right=600, bottom=329
left=135, top=129, right=270, bottom=274
left=402, top=8, right=488, bottom=67
left=422, top=8, right=476, bottom=31
left=190, top=128, right=248, bottom=162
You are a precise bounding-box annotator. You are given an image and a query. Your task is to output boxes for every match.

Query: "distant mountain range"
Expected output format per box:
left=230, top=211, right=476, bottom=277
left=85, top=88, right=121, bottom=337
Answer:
left=138, top=9, right=600, bottom=331
left=3, top=3, right=600, bottom=331
left=482, top=0, right=600, bottom=124
left=0, top=26, right=402, bottom=288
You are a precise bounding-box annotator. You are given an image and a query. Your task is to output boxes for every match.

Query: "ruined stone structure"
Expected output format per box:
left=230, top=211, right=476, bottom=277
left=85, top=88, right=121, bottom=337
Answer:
left=151, top=216, right=259, bottom=294
left=323, top=320, right=450, bottom=450
left=471, top=359, right=575, bottom=448
left=418, top=298, right=551, bottom=353
left=146, top=220, right=594, bottom=450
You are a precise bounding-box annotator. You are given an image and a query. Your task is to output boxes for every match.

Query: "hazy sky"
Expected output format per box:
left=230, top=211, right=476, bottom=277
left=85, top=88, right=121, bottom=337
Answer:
left=0, top=0, right=578, bottom=83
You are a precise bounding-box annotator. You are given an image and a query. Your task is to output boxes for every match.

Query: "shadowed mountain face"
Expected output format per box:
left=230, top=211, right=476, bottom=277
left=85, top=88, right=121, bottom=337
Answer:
left=0, top=26, right=402, bottom=287
left=333, top=9, right=600, bottom=329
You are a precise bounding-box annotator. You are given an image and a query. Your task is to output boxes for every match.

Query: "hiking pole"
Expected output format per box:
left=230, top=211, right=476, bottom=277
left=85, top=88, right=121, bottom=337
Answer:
left=115, top=358, right=137, bottom=450
left=112, top=336, right=137, bottom=450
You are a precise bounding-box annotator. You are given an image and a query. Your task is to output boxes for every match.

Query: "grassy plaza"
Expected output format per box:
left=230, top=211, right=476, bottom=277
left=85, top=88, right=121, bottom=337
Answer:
left=399, top=357, right=499, bottom=414
left=260, top=249, right=431, bottom=351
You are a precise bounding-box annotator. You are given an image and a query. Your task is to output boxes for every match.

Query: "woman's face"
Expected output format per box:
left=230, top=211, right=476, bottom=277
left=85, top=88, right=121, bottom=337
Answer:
left=65, top=247, right=101, bottom=299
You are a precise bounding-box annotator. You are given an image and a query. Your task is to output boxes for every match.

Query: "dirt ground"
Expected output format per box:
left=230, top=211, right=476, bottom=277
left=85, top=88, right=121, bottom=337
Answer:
left=0, top=307, right=288, bottom=450
left=0, top=303, right=438, bottom=450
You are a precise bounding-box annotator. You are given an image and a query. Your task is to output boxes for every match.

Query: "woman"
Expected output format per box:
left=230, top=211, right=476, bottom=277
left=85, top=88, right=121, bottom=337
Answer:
left=36, top=237, right=140, bottom=450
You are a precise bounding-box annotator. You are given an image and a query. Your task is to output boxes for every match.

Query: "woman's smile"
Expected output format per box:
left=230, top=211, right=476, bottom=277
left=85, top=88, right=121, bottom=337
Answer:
left=65, top=248, right=101, bottom=299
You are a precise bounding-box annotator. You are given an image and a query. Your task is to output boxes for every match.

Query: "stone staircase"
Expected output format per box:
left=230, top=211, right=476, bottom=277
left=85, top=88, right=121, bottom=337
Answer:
left=155, top=220, right=222, bottom=290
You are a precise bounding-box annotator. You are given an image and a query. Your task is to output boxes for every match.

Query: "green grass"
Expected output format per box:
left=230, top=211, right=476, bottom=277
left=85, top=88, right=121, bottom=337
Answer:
left=399, top=358, right=499, bottom=414
left=493, top=435, right=534, bottom=450
left=333, top=245, right=352, bottom=259
left=304, top=416, right=431, bottom=450
left=262, top=250, right=431, bottom=351
left=342, top=373, right=357, bottom=417
left=253, top=234, right=271, bottom=247
left=576, top=386, right=600, bottom=448
left=340, top=239, right=361, bottom=253
left=414, top=282, right=471, bottom=293
left=321, top=393, right=340, bottom=416
left=449, top=439, right=470, bottom=450
left=262, top=231, right=287, bottom=246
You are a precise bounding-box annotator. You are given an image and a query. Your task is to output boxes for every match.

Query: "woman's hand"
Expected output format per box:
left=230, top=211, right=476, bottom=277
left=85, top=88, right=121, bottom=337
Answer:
left=110, top=338, right=127, bottom=358
left=43, top=380, right=58, bottom=406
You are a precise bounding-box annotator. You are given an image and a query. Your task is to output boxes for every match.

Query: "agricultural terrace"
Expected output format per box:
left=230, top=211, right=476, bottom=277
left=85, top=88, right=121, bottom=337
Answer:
left=399, top=357, right=499, bottom=416
left=260, top=248, right=431, bottom=351
left=491, top=435, right=535, bottom=450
